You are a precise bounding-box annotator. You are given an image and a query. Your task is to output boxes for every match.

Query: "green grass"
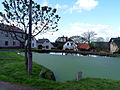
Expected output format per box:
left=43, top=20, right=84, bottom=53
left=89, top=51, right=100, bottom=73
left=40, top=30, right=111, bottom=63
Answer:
left=0, top=52, right=120, bottom=89
left=56, top=78, right=120, bottom=90
left=0, top=52, right=61, bottom=89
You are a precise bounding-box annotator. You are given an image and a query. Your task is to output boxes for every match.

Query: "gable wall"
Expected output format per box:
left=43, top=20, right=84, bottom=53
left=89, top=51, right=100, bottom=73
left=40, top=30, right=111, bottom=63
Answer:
left=110, top=41, right=119, bottom=53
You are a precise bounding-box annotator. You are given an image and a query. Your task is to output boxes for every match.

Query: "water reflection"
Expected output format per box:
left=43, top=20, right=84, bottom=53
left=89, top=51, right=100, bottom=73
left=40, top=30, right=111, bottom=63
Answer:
left=49, top=52, right=100, bottom=57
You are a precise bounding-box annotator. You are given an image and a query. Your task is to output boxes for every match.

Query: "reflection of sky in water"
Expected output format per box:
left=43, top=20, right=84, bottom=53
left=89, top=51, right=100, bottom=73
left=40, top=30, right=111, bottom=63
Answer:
left=49, top=52, right=107, bottom=58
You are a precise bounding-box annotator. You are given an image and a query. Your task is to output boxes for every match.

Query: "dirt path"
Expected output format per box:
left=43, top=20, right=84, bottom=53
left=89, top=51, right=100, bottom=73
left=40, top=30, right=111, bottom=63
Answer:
left=0, top=80, right=48, bottom=90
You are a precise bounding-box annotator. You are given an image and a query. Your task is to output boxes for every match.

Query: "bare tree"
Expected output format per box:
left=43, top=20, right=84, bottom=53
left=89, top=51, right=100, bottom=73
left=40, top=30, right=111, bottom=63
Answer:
left=0, top=0, right=60, bottom=74
left=95, top=37, right=105, bottom=42
left=82, top=31, right=97, bottom=43
left=69, top=36, right=87, bottom=43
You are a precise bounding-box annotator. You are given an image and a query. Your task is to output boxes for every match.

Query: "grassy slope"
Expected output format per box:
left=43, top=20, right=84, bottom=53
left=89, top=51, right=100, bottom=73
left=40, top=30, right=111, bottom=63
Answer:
left=0, top=52, right=61, bottom=89
left=0, top=52, right=120, bottom=90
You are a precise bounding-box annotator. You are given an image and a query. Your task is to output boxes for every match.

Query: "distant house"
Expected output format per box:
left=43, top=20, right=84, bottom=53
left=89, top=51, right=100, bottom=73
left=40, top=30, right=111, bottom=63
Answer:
left=37, top=39, right=54, bottom=49
left=92, top=42, right=109, bottom=51
left=77, top=43, right=90, bottom=50
left=31, top=37, right=37, bottom=48
left=63, top=41, right=78, bottom=51
left=109, top=38, right=120, bottom=53
left=55, top=36, right=69, bottom=43
left=55, top=36, right=72, bottom=50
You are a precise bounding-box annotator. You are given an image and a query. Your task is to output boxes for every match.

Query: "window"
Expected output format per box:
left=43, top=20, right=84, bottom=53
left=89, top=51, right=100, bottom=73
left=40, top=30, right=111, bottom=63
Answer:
left=5, top=41, right=8, bottom=46
left=71, top=43, right=73, bottom=46
left=13, top=41, right=16, bottom=46
left=0, top=40, right=2, bottom=43
left=32, top=43, right=34, bottom=47
left=67, top=43, right=69, bottom=46
left=46, top=46, right=49, bottom=49
left=1, top=31, right=3, bottom=34
left=5, top=32, right=8, bottom=37
left=22, top=34, right=23, bottom=38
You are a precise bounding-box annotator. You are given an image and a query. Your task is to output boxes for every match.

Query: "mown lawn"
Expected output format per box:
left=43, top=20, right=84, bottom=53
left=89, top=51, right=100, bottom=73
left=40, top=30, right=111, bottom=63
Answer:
left=0, top=51, right=120, bottom=90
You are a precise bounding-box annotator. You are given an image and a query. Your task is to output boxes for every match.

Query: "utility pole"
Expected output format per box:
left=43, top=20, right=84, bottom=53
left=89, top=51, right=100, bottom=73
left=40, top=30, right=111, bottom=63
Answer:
left=28, top=0, right=32, bottom=74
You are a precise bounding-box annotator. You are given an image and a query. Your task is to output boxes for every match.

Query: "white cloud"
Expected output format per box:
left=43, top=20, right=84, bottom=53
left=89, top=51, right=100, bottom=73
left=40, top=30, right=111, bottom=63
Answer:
left=36, top=23, right=120, bottom=42
left=117, top=27, right=120, bottom=31
left=35, top=31, right=63, bottom=42
left=70, top=0, right=98, bottom=13
left=41, top=0, right=48, bottom=6
left=62, top=23, right=120, bottom=39
left=55, top=4, right=68, bottom=10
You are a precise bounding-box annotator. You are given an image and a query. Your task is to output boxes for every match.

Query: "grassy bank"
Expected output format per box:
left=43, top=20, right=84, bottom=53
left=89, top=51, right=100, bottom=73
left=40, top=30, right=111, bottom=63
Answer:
left=0, top=52, right=120, bottom=89
left=0, top=52, right=61, bottom=89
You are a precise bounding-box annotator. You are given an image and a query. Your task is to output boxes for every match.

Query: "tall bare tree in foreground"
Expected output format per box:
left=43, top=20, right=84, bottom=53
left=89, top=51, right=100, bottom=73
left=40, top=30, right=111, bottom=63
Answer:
left=0, top=0, right=60, bottom=74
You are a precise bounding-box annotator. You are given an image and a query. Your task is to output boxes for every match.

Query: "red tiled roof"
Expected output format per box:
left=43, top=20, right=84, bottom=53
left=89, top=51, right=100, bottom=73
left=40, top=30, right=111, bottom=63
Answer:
left=77, top=43, right=90, bottom=50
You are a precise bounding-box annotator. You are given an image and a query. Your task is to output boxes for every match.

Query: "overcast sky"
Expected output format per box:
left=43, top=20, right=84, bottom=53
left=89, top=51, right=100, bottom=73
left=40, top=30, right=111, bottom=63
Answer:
left=0, top=0, right=120, bottom=42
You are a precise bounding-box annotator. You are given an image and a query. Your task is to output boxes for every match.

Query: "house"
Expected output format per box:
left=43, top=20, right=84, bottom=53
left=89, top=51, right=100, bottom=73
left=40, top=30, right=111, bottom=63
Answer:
left=0, top=23, right=25, bottom=48
left=55, top=36, right=69, bottom=43
left=0, top=23, right=37, bottom=49
left=109, top=38, right=120, bottom=53
left=92, top=42, right=109, bottom=51
left=37, top=38, right=54, bottom=49
left=77, top=43, right=90, bottom=50
left=63, top=41, right=78, bottom=51
left=31, top=37, right=37, bottom=48
left=55, top=36, right=72, bottom=50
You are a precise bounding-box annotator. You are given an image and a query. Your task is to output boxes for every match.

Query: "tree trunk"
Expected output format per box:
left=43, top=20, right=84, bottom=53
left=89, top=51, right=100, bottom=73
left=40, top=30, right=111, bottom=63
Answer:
left=28, top=46, right=32, bottom=74
left=28, top=0, right=32, bottom=74
left=25, top=45, right=28, bottom=69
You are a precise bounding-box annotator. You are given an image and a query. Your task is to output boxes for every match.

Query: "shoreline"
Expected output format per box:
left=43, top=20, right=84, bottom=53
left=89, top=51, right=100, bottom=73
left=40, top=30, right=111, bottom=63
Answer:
left=33, top=49, right=120, bottom=57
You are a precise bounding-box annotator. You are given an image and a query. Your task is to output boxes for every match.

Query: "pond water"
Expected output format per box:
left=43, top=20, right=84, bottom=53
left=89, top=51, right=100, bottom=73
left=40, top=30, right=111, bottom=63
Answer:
left=32, top=52, right=120, bottom=81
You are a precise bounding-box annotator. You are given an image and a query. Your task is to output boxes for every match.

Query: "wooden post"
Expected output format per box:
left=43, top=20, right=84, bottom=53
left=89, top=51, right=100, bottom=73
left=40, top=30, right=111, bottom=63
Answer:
left=77, top=72, right=82, bottom=81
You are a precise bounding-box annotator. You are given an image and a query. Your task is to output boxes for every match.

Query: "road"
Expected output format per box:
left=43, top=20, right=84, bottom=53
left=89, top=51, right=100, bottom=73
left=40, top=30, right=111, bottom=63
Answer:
left=0, top=80, right=46, bottom=90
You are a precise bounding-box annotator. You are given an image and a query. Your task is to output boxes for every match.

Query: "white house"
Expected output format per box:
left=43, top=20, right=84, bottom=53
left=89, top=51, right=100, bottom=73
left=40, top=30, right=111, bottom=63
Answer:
left=0, top=23, right=37, bottom=49
left=63, top=41, right=78, bottom=51
left=31, top=37, right=37, bottom=48
left=37, top=39, right=54, bottom=49
left=0, top=23, right=25, bottom=48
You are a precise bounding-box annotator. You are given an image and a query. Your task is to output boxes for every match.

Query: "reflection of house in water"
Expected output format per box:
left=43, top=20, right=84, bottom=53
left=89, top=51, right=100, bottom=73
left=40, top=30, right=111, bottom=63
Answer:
left=109, top=38, right=120, bottom=53
left=37, top=39, right=54, bottom=49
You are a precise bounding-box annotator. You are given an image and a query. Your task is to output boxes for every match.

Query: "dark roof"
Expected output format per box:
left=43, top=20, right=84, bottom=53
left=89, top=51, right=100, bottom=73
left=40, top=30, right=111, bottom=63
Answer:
left=109, top=38, right=120, bottom=41
left=109, top=38, right=120, bottom=48
left=51, top=42, right=66, bottom=47
left=51, top=42, right=57, bottom=47
left=55, top=36, right=72, bottom=43
left=92, top=42, right=109, bottom=49
left=37, top=39, right=50, bottom=43
left=0, top=23, right=24, bottom=33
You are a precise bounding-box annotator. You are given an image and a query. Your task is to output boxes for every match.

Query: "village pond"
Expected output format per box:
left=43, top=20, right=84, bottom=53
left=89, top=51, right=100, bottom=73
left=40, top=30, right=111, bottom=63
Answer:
left=31, top=52, right=120, bottom=81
